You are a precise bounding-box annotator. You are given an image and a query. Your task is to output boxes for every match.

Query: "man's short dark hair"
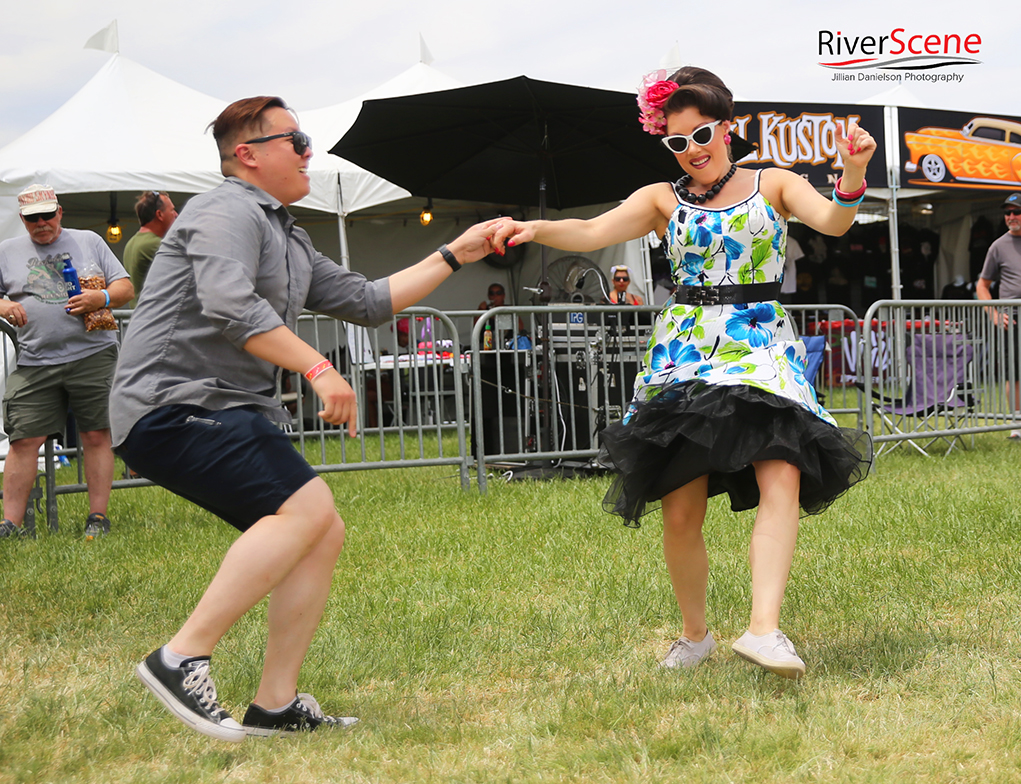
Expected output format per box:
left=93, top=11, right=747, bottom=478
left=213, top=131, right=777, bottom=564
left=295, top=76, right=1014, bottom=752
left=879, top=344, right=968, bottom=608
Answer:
left=134, top=191, right=164, bottom=225
left=209, top=96, right=289, bottom=173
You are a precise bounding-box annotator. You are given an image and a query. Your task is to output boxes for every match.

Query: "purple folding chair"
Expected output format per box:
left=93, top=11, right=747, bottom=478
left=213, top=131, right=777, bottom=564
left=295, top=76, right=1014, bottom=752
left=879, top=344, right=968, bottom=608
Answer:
left=871, top=333, right=975, bottom=456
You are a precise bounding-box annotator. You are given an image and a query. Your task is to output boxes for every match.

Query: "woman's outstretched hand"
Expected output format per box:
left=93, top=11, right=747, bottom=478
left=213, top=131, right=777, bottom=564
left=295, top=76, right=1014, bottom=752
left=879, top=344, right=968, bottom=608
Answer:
left=445, top=218, right=506, bottom=264
left=490, top=220, right=535, bottom=255
left=836, top=119, right=876, bottom=170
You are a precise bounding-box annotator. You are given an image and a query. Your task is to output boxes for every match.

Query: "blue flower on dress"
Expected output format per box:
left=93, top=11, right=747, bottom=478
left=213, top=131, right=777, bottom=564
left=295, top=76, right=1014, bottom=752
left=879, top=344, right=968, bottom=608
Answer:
left=680, top=251, right=704, bottom=277
left=649, top=339, right=701, bottom=373
left=725, top=303, right=776, bottom=348
left=722, top=235, right=745, bottom=268
left=689, top=214, right=714, bottom=247
left=784, top=345, right=807, bottom=386
left=693, top=363, right=713, bottom=376
left=677, top=314, right=697, bottom=334
left=701, top=211, right=722, bottom=234
left=726, top=365, right=749, bottom=375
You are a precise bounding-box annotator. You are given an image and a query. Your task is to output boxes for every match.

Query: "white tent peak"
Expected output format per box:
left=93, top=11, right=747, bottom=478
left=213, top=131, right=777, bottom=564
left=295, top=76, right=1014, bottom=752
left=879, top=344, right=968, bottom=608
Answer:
left=0, top=54, right=227, bottom=242
left=857, top=84, right=928, bottom=108
left=84, top=20, right=119, bottom=54
left=657, top=43, right=681, bottom=73
left=299, top=61, right=463, bottom=215
left=419, top=34, right=434, bottom=66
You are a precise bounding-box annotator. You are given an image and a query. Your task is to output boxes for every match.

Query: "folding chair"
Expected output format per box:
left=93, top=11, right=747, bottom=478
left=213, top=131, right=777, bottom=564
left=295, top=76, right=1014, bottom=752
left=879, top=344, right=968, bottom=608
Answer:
left=802, top=335, right=828, bottom=402
left=867, top=332, right=974, bottom=456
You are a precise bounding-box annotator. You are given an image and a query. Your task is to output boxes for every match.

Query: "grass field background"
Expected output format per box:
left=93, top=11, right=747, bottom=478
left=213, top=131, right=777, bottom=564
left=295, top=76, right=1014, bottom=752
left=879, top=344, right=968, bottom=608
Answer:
left=3, top=434, right=1021, bottom=783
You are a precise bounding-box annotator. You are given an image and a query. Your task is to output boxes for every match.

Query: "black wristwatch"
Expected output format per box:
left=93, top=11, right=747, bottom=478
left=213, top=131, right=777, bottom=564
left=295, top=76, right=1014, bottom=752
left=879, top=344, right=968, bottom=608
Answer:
left=437, top=244, right=461, bottom=272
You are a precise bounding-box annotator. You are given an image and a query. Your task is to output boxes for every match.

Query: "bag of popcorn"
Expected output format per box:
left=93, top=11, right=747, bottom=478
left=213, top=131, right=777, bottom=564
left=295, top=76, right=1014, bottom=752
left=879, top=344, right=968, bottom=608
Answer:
left=78, top=260, right=118, bottom=332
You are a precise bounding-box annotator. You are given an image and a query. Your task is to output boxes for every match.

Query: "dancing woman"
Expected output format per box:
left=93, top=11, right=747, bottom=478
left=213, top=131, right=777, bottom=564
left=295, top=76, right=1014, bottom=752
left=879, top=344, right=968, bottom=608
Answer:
left=491, top=67, right=873, bottom=679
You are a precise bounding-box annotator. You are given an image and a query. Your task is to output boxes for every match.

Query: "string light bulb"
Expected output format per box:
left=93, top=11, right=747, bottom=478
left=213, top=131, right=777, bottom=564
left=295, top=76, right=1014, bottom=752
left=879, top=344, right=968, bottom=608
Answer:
left=419, top=198, right=434, bottom=226
left=106, top=191, right=122, bottom=243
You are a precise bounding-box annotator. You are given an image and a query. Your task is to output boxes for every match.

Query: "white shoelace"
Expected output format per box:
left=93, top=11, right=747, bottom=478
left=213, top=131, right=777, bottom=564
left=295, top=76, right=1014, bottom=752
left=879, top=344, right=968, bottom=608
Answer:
left=295, top=693, right=325, bottom=720
left=182, top=661, right=225, bottom=717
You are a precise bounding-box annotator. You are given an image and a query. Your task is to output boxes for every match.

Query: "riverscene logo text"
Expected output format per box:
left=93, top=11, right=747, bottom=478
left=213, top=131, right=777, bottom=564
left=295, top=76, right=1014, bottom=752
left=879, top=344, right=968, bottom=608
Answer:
left=817, top=28, right=981, bottom=78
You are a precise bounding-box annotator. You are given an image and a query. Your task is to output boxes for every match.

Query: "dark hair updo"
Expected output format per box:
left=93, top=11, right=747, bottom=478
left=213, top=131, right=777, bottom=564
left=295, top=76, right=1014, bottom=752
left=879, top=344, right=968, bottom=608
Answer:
left=662, top=67, right=734, bottom=122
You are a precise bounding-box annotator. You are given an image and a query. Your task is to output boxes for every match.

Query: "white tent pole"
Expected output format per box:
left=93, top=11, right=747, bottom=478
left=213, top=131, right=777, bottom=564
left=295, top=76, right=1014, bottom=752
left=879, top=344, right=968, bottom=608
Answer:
left=337, top=173, right=351, bottom=270
left=885, top=105, right=902, bottom=302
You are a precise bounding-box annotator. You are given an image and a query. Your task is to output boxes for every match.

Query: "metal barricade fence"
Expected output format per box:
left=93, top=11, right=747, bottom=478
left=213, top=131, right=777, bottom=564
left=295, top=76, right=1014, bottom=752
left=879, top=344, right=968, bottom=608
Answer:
left=861, top=299, right=1021, bottom=456
left=468, top=303, right=859, bottom=494
left=14, top=299, right=904, bottom=526
left=20, top=307, right=472, bottom=532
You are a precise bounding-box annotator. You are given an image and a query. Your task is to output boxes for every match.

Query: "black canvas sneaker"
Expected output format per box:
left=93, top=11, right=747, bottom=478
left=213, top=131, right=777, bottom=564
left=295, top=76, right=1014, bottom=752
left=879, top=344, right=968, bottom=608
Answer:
left=243, top=693, right=358, bottom=736
left=0, top=519, right=27, bottom=539
left=136, top=649, right=246, bottom=742
left=84, top=512, right=111, bottom=540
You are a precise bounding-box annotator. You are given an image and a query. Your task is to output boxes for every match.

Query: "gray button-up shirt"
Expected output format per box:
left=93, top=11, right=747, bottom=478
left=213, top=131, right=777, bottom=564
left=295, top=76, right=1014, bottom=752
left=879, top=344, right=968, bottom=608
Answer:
left=111, top=177, right=392, bottom=446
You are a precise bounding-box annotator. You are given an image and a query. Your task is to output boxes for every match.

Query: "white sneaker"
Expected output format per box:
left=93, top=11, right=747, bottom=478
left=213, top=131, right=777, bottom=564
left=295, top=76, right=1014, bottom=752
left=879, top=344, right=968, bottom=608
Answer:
left=659, top=631, right=716, bottom=669
left=731, top=629, right=806, bottom=679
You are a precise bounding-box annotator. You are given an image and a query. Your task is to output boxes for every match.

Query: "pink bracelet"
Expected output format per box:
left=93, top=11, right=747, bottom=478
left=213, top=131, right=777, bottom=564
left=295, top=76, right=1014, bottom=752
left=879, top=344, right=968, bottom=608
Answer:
left=304, top=360, right=333, bottom=382
left=834, top=176, right=867, bottom=201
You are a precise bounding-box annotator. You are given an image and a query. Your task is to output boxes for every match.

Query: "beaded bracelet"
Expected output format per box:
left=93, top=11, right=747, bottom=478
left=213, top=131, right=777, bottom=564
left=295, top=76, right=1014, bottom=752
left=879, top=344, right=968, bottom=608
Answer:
left=834, top=176, right=867, bottom=201
left=832, top=189, right=865, bottom=208
left=304, top=359, right=334, bottom=382
left=102, top=289, right=110, bottom=308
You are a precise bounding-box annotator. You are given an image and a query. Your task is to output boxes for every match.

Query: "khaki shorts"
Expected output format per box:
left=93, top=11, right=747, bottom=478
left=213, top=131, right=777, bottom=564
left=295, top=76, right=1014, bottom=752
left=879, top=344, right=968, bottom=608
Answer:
left=2, top=344, right=118, bottom=442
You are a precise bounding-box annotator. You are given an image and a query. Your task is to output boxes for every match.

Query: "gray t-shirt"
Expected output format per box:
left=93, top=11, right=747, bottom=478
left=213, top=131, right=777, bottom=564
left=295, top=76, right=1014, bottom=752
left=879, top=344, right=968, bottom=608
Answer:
left=979, top=232, right=1021, bottom=299
left=110, top=177, right=393, bottom=446
left=0, top=228, right=128, bottom=366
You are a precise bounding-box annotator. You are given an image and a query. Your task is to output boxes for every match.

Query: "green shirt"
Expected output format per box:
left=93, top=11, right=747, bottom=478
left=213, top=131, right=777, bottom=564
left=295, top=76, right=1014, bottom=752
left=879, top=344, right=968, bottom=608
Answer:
left=122, top=230, right=162, bottom=307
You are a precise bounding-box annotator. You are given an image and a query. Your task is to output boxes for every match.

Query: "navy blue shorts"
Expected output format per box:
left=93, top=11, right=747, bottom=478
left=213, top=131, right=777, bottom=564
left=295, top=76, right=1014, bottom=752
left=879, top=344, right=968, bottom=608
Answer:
left=115, top=405, right=319, bottom=532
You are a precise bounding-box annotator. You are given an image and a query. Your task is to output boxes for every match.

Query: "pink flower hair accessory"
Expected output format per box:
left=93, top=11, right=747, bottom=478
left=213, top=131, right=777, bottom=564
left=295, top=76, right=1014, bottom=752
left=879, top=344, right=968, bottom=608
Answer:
left=637, top=69, right=679, bottom=136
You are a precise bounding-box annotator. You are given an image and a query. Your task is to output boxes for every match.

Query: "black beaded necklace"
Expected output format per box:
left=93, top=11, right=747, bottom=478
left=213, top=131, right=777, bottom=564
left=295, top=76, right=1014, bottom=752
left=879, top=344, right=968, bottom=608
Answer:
left=675, top=163, right=738, bottom=204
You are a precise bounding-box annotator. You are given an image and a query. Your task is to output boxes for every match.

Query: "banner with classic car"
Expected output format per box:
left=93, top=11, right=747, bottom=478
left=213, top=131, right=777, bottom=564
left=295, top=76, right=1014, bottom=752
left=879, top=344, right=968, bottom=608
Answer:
left=731, top=102, right=888, bottom=188
left=900, top=107, right=1021, bottom=192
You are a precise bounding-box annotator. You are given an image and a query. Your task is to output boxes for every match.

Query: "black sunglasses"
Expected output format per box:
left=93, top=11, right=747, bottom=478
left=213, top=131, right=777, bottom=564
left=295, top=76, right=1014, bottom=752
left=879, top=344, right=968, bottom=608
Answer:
left=614, top=276, right=630, bottom=282
left=1005, top=209, right=1021, bottom=216
left=23, top=210, right=57, bottom=223
left=243, top=130, right=312, bottom=155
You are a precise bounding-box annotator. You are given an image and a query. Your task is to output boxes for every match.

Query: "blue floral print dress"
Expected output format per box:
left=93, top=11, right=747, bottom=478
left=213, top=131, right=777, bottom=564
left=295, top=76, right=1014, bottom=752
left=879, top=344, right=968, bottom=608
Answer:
left=600, top=172, right=871, bottom=526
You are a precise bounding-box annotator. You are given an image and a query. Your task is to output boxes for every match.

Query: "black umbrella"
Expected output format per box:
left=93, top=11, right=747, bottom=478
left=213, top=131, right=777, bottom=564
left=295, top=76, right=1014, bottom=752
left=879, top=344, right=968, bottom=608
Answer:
left=330, top=75, right=682, bottom=215
left=330, top=76, right=751, bottom=457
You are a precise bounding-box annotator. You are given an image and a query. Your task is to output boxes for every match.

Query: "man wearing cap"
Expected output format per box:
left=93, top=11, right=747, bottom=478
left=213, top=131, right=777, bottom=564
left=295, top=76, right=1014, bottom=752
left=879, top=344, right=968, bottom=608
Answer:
left=123, top=190, right=178, bottom=306
left=977, top=192, right=1021, bottom=438
left=0, top=185, right=134, bottom=539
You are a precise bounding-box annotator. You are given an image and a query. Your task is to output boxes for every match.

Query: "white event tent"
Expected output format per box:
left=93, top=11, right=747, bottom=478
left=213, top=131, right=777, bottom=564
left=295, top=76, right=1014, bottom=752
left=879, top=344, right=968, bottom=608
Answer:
left=0, top=54, right=646, bottom=311
left=0, top=55, right=461, bottom=252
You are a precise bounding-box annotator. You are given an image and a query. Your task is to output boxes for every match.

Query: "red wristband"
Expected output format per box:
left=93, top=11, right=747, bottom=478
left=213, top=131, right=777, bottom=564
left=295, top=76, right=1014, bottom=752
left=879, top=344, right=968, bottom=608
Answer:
left=834, top=176, right=867, bottom=201
left=304, top=360, right=333, bottom=382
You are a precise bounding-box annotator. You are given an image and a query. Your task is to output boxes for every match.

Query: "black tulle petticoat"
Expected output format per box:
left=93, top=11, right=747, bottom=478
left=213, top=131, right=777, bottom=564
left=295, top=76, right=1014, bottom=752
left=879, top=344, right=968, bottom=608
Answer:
left=599, top=381, right=873, bottom=527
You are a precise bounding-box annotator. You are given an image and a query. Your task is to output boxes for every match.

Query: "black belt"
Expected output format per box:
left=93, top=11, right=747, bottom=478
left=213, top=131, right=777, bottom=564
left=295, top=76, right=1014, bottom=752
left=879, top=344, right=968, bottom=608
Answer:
left=677, top=282, right=781, bottom=306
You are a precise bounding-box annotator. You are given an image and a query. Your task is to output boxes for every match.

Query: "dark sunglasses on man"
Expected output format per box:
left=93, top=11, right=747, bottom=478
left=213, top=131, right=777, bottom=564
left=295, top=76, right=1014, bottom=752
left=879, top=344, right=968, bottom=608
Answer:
left=1005, top=209, right=1021, bottom=217
left=243, top=131, right=312, bottom=156
left=23, top=210, right=57, bottom=223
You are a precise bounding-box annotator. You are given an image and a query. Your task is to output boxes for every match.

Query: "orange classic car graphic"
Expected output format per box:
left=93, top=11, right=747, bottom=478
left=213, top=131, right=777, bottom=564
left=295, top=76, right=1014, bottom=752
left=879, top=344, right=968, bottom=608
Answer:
left=904, top=117, right=1021, bottom=188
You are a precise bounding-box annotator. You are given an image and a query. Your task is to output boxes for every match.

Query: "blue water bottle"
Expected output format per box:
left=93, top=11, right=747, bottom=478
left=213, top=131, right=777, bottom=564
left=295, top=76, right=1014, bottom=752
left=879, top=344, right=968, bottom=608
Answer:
left=61, top=254, right=80, bottom=312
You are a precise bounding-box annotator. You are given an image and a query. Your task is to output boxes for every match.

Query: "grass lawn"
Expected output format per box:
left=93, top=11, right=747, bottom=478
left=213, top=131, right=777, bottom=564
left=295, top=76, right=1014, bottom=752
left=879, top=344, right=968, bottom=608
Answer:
left=3, top=433, right=1021, bottom=783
